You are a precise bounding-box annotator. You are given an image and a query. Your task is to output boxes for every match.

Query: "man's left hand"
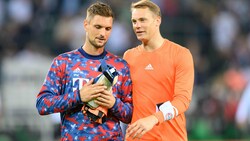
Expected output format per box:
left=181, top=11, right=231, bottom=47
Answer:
left=94, top=90, right=116, bottom=109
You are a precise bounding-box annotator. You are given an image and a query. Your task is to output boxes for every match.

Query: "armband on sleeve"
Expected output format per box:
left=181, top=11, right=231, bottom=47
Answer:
left=158, top=101, right=178, bottom=121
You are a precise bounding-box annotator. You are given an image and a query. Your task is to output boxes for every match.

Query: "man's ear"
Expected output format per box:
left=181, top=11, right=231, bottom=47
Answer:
left=83, top=19, right=88, bottom=31
left=156, top=16, right=161, bottom=27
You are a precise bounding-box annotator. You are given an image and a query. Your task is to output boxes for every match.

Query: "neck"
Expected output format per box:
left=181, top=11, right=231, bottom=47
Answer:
left=142, top=35, right=165, bottom=52
left=82, top=43, right=104, bottom=56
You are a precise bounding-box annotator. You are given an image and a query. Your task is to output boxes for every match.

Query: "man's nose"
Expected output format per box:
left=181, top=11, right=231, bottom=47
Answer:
left=99, top=28, right=107, bottom=36
left=134, top=22, right=141, bottom=28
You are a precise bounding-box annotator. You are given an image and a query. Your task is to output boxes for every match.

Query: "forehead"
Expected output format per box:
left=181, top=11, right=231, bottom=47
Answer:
left=131, top=8, right=154, bottom=20
left=89, top=15, right=113, bottom=26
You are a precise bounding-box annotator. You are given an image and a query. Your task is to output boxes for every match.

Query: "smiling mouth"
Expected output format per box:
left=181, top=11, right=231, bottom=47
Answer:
left=136, top=30, right=144, bottom=33
left=136, top=31, right=144, bottom=35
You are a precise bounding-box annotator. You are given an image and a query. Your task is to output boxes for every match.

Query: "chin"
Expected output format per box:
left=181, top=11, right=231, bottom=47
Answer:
left=137, top=37, right=146, bottom=42
left=137, top=36, right=143, bottom=40
left=97, top=42, right=106, bottom=47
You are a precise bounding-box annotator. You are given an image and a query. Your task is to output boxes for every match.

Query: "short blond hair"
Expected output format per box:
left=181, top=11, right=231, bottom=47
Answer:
left=131, top=0, right=161, bottom=17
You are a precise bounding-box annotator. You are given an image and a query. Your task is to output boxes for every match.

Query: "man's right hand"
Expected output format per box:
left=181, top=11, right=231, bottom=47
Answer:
left=125, top=115, right=158, bottom=139
left=79, top=78, right=107, bottom=102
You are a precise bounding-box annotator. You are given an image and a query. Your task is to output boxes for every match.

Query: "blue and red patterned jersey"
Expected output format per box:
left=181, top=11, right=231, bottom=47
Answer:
left=36, top=47, right=133, bottom=141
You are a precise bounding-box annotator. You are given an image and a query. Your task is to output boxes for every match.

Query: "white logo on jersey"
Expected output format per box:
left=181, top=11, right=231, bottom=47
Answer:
left=72, top=78, right=89, bottom=91
left=145, top=64, right=154, bottom=70
left=73, top=67, right=81, bottom=73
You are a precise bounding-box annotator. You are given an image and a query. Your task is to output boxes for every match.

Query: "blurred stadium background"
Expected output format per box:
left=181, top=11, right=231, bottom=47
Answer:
left=0, top=0, right=250, bottom=141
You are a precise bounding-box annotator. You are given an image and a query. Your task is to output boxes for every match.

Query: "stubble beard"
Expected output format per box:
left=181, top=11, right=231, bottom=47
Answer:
left=88, top=37, right=106, bottom=49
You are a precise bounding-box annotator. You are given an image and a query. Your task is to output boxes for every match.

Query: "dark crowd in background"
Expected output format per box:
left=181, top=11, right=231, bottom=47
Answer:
left=0, top=0, right=250, bottom=141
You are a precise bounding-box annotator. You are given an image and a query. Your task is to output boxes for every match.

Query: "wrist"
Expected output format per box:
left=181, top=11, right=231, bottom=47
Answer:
left=153, top=111, right=164, bottom=125
left=109, top=97, right=117, bottom=109
left=153, top=115, right=159, bottom=125
left=151, top=115, right=159, bottom=125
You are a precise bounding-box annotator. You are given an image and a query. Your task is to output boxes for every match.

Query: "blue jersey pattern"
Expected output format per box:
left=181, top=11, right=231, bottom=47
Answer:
left=36, top=47, right=133, bottom=141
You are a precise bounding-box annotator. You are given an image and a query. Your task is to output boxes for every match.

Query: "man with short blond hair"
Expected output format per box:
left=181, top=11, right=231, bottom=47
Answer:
left=124, top=0, right=194, bottom=140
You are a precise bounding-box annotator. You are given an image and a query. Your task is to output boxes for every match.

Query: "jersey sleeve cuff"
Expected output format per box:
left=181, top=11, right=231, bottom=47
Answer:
left=109, top=97, right=118, bottom=112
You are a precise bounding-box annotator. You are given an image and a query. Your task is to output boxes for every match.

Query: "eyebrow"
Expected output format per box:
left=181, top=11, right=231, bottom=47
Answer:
left=131, top=17, right=146, bottom=21
left=93, top=23, right=112, bottom=28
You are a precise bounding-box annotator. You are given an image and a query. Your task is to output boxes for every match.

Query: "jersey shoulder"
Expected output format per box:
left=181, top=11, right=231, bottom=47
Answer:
left=165, top=39, right=190, bottom=53
left=123, top=45, right=142, bottom=59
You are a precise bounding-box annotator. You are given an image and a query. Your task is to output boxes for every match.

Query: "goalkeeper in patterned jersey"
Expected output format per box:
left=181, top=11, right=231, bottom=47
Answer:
left=36, top=2, right=133, bottom=141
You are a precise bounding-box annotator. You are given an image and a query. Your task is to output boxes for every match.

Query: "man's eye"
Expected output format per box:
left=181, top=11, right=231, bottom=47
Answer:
left=95, top=25, right=101, bottom=29
left=106, top=28, right=111, bottom=31
left=140, top=19, right=145, bottom=22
